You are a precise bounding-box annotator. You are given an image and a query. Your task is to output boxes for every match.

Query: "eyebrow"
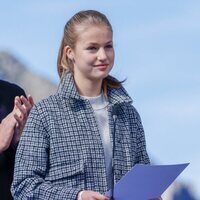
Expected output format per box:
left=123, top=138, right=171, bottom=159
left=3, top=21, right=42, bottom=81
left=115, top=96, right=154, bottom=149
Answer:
left=86, top=41, right=113, bottom=45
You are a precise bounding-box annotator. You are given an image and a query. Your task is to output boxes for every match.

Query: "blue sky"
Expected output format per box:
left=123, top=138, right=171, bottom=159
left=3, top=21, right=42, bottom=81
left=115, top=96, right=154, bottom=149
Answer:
left=0, top=0, right=200, bottom=198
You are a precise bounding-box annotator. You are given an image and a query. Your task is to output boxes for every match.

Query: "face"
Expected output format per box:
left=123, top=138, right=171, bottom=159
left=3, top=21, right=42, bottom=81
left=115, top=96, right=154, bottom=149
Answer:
left=66, top=24, right=114, bottom=84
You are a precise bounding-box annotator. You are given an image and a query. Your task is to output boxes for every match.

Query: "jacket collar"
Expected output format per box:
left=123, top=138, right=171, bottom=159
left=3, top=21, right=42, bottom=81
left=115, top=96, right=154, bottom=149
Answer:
left=107, top=85, right=132, bottom=105
left=58, top=72, right=81, bottom=100
left=58, top=72, right=133, bottom=105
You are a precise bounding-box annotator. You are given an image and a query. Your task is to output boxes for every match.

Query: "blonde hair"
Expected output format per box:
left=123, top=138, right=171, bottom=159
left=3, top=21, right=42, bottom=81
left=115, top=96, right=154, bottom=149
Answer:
left=57, top=10, right=122, bottom=88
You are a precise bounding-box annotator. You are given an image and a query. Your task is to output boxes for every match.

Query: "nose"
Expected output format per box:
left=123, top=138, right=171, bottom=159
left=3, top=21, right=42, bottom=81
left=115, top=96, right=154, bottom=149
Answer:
left=97, top=48, right=107, bottom=61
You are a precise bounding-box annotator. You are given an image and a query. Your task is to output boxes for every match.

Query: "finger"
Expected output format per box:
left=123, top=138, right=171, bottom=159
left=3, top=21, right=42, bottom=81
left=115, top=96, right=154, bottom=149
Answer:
left=20, top=95, right=32, bottom=110
left=14, top=113, right=24, bottom=124
left=13, top=96, right=21, bottom=109
left=15, top=96, right=21, bottom=102
left=15, top=100, right=26, bottom=117
left=94, top=193, right=109, bottom=200
left=27, top=95, right=34, bottom=106
left=14, top=113, right=25, bottom=135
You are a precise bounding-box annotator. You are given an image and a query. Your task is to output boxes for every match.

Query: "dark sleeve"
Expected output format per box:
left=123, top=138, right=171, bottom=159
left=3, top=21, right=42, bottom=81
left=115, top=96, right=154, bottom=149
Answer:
left=0, top=81, right=27, bottom=166
left=0, top=80, right=26, bottom=117
left=0, top=81, right=27, bottom=198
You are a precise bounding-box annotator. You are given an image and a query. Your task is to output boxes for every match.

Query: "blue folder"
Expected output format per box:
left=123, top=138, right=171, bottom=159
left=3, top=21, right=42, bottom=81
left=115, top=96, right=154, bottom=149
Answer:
left=106, top=163, right=189, bottom=200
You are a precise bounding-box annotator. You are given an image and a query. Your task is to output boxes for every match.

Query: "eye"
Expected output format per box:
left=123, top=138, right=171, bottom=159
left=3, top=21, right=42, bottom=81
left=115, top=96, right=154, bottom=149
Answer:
left=105, top=44, right=113, bottom=49
left=86, top=46, right=97, bottom=51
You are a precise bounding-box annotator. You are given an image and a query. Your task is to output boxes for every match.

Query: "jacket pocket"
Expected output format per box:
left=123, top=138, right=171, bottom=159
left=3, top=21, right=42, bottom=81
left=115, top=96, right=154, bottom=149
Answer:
left=46, top=159, right=85, bottom=187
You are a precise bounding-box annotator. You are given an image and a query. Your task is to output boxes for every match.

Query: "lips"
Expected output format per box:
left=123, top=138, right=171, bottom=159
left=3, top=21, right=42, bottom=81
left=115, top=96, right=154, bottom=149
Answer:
left=95, top=64, right=109, bottom=71
left=95, top=64, right=109, bottom=67
left=95, top=64, right=108, bottom=67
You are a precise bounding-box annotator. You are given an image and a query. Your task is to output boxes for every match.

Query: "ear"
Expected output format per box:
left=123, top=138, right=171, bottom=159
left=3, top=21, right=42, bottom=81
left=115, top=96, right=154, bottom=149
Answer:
left=63, top=45, right=74, bottom=60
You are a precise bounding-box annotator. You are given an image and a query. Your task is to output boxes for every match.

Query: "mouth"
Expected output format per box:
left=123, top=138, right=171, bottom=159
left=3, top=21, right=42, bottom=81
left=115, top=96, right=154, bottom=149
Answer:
left=94, top=64, right=109, bottom=70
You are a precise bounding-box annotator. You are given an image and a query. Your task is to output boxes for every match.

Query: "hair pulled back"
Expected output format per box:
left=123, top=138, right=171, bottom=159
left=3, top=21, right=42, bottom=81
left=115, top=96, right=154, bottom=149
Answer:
left=57, top=10, right=122, bottom=88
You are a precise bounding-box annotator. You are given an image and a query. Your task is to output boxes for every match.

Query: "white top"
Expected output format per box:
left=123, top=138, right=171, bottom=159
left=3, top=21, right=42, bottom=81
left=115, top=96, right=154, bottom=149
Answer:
left=82, top=93, right=112, bottom=189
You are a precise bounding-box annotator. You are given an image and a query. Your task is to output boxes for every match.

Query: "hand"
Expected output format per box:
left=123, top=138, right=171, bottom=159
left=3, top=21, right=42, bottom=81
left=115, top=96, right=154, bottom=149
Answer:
left=12, top=95, right=34, bottom=144
left=0, top=112, right=16, bottom=153
left=0, top=95, right=34, bottom=152
left=78, top=190, right=109, bottom=200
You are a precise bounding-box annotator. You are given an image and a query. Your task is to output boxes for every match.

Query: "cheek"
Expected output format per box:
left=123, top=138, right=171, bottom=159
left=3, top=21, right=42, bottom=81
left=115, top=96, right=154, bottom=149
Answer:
left=81, top=52, right=95, bottom=63
left=85, top=58, right=97, bottom=68
left=109, top=48, right=115, bottom=58
left=109, top=51, right=115, bottom=63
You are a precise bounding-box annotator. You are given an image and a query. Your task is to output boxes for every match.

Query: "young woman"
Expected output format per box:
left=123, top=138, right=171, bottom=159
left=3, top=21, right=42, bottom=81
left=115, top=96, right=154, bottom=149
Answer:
left=12, top=10, right=150, bottom=200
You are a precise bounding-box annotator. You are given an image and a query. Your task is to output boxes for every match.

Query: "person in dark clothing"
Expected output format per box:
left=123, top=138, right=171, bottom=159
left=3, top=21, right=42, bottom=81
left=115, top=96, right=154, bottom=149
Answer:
left=0, top=80, right=33, bottom=200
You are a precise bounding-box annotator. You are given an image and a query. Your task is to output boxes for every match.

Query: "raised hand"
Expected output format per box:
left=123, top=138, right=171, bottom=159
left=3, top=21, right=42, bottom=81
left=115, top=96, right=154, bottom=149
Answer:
left=0, top=95, right=34, bottom=152
left=12, top=95, right=34, bottom=144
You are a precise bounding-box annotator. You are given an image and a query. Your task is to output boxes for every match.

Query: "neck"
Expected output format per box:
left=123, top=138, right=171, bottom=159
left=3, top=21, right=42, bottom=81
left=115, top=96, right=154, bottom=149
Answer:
left=74, top=77, right=103, bottom=97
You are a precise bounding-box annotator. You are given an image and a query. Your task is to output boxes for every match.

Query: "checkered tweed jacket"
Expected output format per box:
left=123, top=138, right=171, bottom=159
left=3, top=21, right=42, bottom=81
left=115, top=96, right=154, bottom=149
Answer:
left=11, top=72, right=150, bottom=199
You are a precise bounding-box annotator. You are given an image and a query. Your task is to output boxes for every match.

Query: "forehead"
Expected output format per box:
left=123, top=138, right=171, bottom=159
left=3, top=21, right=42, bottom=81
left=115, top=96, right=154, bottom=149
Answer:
left=75, top=24, right=113, bottom=44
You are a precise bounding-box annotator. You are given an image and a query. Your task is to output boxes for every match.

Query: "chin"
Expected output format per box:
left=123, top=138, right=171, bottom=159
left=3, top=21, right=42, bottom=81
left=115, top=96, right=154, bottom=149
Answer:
left=89, top=69, right=111, bottom=81
left=89, top=74, right=107, bottom=82
left=97, top=72, right=109, bottom=80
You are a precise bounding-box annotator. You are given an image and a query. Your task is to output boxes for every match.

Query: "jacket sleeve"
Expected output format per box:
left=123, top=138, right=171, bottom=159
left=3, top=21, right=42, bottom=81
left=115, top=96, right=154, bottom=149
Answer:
left=11, top=105, right=81, bottom=200
left=132, top=106, right=150, bottom=164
